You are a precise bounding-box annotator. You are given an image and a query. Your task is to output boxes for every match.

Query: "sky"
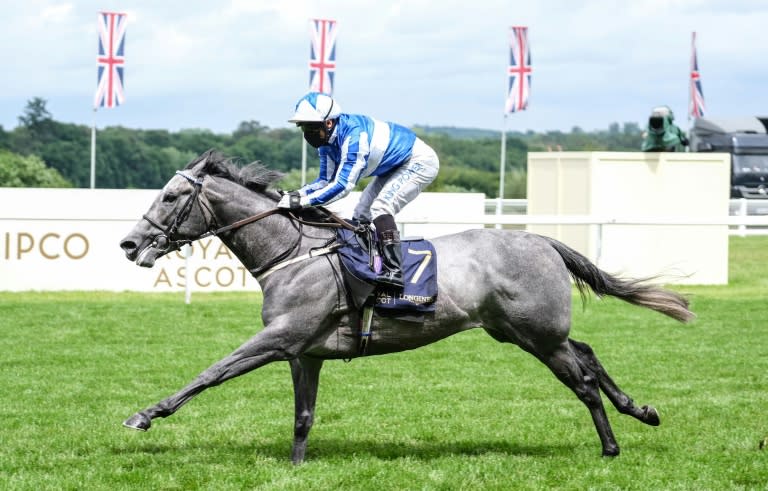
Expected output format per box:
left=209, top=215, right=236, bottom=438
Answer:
left=2, top=0, right=767, bottom=135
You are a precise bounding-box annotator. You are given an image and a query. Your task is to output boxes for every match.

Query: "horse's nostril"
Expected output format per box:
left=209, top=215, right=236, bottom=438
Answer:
left=120, top=240, right=136, bottom=252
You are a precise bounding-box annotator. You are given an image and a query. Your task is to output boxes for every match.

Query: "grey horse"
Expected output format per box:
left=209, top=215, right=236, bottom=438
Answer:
left=119, top=150, right=694, bottom=463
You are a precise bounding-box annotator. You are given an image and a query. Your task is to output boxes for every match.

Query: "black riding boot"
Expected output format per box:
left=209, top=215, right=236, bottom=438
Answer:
left=373, top=215, right=404, bottom=288
left=377, top=229, right=404, bottom=288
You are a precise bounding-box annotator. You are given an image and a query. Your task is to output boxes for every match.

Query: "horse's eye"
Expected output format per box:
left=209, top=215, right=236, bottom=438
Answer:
left=162, top=193, right=177, bottom=203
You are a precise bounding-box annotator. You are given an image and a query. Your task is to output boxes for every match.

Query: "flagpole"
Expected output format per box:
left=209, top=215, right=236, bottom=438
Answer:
left=498, top=25, right=530, bottom=227
left=301, top=139, right=307, bottom=186
left=94, top=11, right=127, bottom=189
left=90, top=108, right=96, bottom=189
left=304, top=17, right=336, bottom=187
left=496, top=114, right=508, bottom=229
left=687, top=31, right=696, bottom=151
left=688, top=31, right=694, bottom=125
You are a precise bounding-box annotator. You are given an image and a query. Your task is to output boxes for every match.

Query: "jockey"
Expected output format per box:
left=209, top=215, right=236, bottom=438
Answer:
left=278, top=92, right=440, bottom=289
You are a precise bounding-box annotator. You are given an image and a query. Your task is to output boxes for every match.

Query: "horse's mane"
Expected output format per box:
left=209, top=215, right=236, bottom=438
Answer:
left=186, top=149, right=283, bottom=200
left=186, top=149, right=332, bottom=222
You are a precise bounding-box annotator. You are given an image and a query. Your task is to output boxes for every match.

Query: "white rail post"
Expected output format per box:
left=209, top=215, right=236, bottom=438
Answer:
left=594, top=223, right=604, bottom=267
left=738, top=198, right=747, bottom=237
left=495, top=197, right=503, bottom=230
left=184, top=244, right=193, bottom=304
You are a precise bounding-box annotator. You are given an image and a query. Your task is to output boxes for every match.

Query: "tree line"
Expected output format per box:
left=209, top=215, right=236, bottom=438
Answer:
left=0, top=97, right=644, bottom=198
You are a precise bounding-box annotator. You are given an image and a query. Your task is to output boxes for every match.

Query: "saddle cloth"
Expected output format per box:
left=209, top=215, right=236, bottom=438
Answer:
left=336, top=228, right=437, bottom=316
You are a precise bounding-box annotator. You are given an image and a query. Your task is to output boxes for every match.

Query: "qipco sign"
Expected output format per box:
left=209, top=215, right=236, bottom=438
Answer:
left=0, top=187, right=262, bottom=292
left=3, top=231, right=89, bottom=260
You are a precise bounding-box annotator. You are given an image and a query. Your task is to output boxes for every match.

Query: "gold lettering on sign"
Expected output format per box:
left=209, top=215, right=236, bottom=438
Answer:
left=64, top=233, right=89, bottom=259
left=162, top=239, right=238, bottom=261
left=177, top=265, right=187, bottom=287
left=198, top=239, right=212, bottom=258
left=151, top=265, right=251, bottom=289
left=40, top=233, right=60, bottom=259
left=216, top=267, right=234, bottom=286
left=17, top=233, right=34, bottom=259
left=153, top=269, right=172, bottom=287
left=2, top=231, right=90, bottom=260
left=215, top=242, right=233, bottom=260
left=195, top=266, right=212, bottom=287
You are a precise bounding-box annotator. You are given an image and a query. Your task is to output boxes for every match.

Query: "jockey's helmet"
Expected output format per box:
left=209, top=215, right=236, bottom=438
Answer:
left=288, top=92, right=342, bottom=123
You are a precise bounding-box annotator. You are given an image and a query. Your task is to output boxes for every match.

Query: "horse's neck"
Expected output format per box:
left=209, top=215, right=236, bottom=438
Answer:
left=206, top=186, right=328, bottom=273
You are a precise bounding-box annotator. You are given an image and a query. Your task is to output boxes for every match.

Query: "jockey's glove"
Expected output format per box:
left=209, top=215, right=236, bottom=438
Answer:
left=277, top=191, right=304, bottom=210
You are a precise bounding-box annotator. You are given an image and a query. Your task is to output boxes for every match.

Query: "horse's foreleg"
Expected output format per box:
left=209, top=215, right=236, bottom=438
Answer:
left=123, top=327, right=299, bottom=431
left=289, top=356, right=324, bottom=465
left=569, top=339, right=660, bottom=426
left=539, top=343, right=620, bottom=457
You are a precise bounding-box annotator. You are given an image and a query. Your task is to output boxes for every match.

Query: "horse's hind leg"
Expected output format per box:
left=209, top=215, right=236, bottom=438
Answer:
left=536, top=342, right=620, bottom=457
left=569, top=339, right=660, bottom=426
left=289, top=356, right=324, bottom=465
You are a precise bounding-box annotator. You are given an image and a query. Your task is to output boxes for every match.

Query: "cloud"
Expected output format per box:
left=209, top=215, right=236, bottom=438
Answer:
left=1, top=0, right=768, bottom=133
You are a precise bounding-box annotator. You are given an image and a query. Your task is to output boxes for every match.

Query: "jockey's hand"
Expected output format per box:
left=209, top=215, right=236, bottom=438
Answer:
left=277, top=191, right=303, bottom=210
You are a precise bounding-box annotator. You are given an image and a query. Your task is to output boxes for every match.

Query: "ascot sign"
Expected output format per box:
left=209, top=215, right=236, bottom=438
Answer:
left=0, top=188, right=259, bottom=292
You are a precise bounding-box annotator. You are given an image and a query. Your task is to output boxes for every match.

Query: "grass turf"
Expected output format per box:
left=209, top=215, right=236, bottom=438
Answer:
left=0, top=237, right=766, bottom=489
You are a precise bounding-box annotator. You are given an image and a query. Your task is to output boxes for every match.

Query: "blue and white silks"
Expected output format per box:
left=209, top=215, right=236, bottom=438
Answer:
left=299, top=113, right=418, bottom=206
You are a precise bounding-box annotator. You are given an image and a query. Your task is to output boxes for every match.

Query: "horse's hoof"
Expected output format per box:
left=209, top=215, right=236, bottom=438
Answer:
left=123, top=412, right=151, bottom=431
left=291, top=440, right=308, bottom=465
left=602, top=446, right=620, bottom=457
left=641, top=405, right=661, bottom=426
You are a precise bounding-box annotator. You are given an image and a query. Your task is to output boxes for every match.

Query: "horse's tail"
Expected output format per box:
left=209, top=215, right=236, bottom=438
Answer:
left=543, top=236, right=695, bottom=323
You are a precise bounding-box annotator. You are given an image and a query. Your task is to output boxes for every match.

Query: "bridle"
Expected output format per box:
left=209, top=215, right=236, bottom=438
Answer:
left=141, top=171, right=222, bottom=255
left=140, top=170, right=360, bottom=271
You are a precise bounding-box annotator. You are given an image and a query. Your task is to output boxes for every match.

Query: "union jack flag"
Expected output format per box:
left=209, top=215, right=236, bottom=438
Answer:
left=95, top=11, right=127, bottom=109
left=309, top=18, right=337, bottom=95
left=689, top=31, right=705, bottom=119
left=505, top=26, right=532, bottom=114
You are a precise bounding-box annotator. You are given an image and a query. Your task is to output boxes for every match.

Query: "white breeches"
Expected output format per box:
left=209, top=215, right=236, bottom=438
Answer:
left=353, top=138, right=439, bottom=221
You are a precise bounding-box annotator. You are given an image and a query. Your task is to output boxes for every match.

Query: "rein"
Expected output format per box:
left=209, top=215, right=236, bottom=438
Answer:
left=202, top=208, right=284, bottom=239
left=142, top=170, right=361, bottom=268
left=285, top=209, right=359, bottom=232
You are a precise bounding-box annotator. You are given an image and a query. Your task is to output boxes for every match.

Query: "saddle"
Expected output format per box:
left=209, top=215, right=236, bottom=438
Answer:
left=335, top=227, right=438, bottom=322
left=257, top=208, right=438, bottom=356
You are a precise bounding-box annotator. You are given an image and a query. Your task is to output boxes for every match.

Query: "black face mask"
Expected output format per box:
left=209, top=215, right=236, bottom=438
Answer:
left=303, top=129, right=326, bottom=148
left=300, top=121, right=335, bottom=148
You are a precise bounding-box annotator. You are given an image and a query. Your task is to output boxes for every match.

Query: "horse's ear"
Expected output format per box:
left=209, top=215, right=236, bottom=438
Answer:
left=184, top=150, right=215, bottom=171
left=201, top=148, right=217, bottom=160
left=187, top=149, right=226, bottom=175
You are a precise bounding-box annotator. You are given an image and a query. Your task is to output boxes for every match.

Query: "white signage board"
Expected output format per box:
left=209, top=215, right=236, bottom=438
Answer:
left=527, top=151, right=730, bottom=284
left=0, top=188, right=484, bottom=292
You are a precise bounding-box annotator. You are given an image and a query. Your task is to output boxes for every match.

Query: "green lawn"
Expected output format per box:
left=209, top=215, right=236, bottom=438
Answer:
left=0, top=237, right=766, bottom=490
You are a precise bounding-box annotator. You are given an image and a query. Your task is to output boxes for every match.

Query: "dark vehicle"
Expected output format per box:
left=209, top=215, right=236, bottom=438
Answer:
left=690, top=117, right=768, bottom=198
